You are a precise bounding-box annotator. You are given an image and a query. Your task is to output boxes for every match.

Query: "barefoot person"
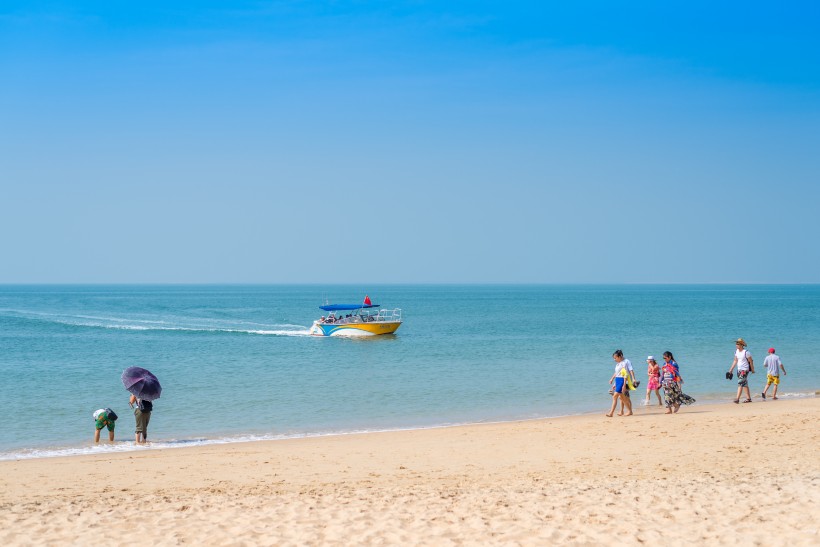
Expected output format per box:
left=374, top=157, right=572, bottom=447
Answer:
left=645, top=356, right=663, bottom=406
left=606, top=364, right=627, bottom=418
left=129, top=394, right=153, bottom=443
left=607, top=350, right=634, bottom=417
left=761, top=347, right=787, bottom=400
left=660, top=351, right=695, bottom=413
left=728, top=338, right=755, bottom=403
left=659, top=359, right=680, bottom=414
left=93, top=408, right=117, bottom=442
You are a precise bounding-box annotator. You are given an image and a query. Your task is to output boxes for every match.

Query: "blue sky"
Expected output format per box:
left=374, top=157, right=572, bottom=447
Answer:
left=1, top=1, right=818, bottom=283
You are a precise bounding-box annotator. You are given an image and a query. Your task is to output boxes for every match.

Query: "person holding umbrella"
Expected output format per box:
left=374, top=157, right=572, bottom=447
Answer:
left=122, top=366, right=161, bottom=444
left=129, top=394, right=153, bottom=443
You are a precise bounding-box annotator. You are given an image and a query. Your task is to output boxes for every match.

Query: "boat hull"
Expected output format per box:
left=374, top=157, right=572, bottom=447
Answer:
left=310, top=321, right=401, bottom=337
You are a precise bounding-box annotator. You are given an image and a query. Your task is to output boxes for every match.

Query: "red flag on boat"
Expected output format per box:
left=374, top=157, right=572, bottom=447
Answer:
left=364, top=295, right=372, bottom=305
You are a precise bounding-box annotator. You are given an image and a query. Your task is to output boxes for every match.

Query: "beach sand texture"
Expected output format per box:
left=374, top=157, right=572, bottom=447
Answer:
left=1, top=398, right=818, bottom=545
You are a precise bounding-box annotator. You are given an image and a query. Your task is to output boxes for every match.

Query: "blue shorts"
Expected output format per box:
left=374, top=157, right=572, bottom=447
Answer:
left=614, top=377, right=626, bottom=394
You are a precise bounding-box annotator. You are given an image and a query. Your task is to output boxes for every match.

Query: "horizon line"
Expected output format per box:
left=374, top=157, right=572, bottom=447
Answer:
left=0, top=282, right=818, bottom=287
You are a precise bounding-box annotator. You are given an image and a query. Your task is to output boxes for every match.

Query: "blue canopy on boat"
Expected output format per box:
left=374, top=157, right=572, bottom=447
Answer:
left=319, top=303, right=380, bottom=311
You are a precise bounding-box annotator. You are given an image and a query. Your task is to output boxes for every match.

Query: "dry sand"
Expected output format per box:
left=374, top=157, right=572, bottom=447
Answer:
left=1, top=398, right=818, bottom=546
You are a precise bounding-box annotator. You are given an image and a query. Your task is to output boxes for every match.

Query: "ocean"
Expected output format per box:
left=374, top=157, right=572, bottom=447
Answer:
left=1, top=284, right=817, bottom=460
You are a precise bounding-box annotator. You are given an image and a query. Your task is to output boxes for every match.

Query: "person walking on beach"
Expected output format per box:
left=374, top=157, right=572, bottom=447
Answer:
left=129, top=394, right=152, bottom=443
left=645, top=356, right=663, bottom=406
left=659, top=359, right=681, bottom=414
left=607, top=350, right=635, bottom=417
left=93, top=408, right=117, bottom=442
left=660, top=351, right=695, bottom=413
left=661, top=351, right=682, bottom=384
left=761, top=348, right=787, bottom=400
left=728, top=338, right=755, bottom=403
left=606, top=363, right=628, bottom=418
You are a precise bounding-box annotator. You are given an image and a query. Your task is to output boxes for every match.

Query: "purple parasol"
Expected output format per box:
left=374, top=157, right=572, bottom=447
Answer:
left=121, top=366, right=162, bottom=401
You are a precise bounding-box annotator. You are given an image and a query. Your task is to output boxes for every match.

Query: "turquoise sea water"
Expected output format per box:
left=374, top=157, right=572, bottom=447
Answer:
left=1, top=284, right=818, bottom=459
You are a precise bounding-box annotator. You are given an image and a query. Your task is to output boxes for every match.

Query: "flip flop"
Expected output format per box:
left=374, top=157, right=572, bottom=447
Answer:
left=733, top=400, right=739, bottom=404
left=761, top=393, right=766, bottom=399
left=742, top=399, right=752, bottom=403
left=773, top=396, right=779, bottom=400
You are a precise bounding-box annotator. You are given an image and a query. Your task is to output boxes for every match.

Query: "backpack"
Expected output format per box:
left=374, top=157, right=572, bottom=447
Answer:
left=138, top=399, right=153, bottom=412
left=105, top=408, right=118, bottom=421
left=746, top=351, right=755, bottom=373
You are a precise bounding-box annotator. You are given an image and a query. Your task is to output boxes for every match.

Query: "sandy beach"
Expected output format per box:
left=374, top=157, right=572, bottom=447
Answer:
left=1, top=398, right=818, bottom=545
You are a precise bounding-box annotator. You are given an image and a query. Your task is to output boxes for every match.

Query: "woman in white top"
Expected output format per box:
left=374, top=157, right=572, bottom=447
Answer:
left=606, top=350, right=635, bottom=417
left=728, top=338, right=755, bottom=403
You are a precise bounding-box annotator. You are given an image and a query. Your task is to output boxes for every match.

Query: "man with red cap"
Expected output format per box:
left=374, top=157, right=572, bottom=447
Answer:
left=761, top=348, right=787, bottom=400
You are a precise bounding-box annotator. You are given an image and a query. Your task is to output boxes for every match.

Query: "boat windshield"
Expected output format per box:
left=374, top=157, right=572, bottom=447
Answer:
left=319, top=307, right=401, bottom=324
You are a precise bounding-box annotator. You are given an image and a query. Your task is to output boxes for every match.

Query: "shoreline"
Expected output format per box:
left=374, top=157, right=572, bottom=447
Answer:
left=2, top=389, right=817, bottom=462
left=3, top=389, right=817, bottom=462
left=2, top=398, right=818, bottom=544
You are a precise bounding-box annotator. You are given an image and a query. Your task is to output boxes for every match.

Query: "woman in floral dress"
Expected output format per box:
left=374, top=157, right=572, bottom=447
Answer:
left=660, top=352, right=696, bottom=413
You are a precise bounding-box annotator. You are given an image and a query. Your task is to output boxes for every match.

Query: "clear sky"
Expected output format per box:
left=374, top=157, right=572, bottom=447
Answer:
left=2, top=1, right=818, bottom=283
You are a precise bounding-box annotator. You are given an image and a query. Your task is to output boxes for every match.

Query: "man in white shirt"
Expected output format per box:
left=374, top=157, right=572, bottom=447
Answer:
left=728, top=338, right=754, bottom=403
left=761, top=348, right=787, bottom=400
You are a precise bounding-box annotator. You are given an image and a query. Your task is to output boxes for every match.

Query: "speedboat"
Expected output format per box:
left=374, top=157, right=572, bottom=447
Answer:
left=309, top=296, right=402, bottom=337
